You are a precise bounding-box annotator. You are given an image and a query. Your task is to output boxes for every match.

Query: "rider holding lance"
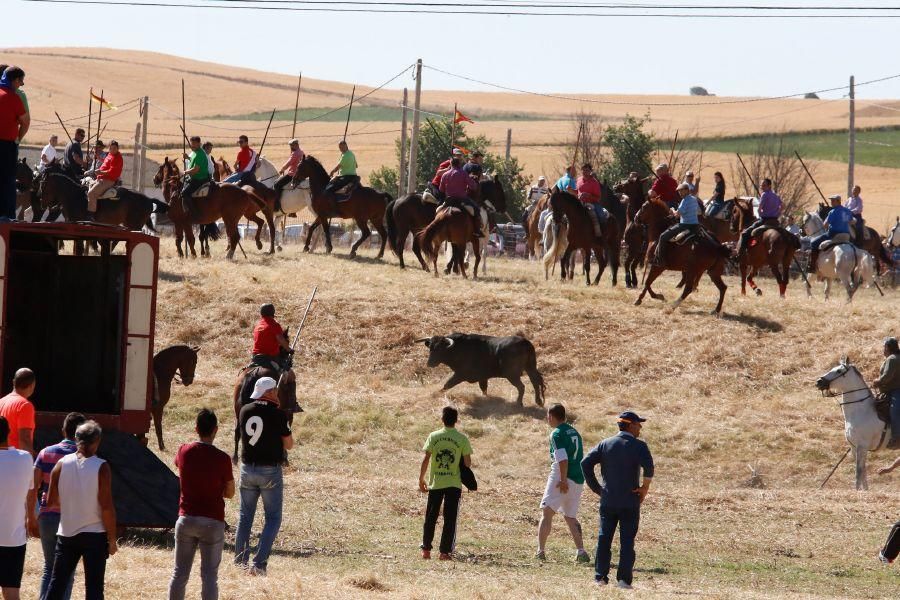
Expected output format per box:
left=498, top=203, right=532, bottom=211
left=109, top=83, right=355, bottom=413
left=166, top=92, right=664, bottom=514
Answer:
left=251, top=304, right=293, bottom=373
left=576, top=163, right=605, bottom=239
left=736, top=178, right=781, bottom=258
left=649, top=163, right=678, bottom=208
left=807, top=194, right=853, bottom=274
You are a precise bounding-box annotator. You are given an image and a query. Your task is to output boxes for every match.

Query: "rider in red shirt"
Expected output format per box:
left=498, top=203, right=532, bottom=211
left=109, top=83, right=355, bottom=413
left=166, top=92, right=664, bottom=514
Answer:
left=576, top=163, right=605, bottom=238
left=251, top=304, right=292, bottom=371
left=649, top=163, right=679, bottom=208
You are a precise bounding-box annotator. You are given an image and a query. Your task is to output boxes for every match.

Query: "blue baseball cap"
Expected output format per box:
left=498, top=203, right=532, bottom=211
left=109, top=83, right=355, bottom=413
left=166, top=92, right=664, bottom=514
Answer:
left=617, top=411, right=647, bottom=424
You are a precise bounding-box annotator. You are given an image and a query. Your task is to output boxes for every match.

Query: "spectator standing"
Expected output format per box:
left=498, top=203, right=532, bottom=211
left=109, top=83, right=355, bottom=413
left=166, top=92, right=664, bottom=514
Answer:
left=34, top=412, right=86, bottom=600
left=234, top=377, right=292, bottom=577
left=536, top=403, right=590, bottom=563
left=419, top=406, right=472, bottom=561
left=581, top=411, right=654, bottom=589
left=45, top=421, right=118, bottom=600
left=0, top=66, right=29, bottom=221
left=0, top=415, right=38, bottom=600
left=168, top=409, right=234, bottom=600
left=0, top=368, right=37, bottom=455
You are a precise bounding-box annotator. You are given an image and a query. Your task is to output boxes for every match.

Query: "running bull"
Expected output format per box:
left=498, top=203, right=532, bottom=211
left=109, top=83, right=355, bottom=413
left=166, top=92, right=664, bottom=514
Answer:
left=416, top=333, right=546, bottom=406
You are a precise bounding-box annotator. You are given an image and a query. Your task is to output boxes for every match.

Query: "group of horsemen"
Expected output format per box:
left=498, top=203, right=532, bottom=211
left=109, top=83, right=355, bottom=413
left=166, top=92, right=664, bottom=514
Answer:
left=519, top=160, right=869, bottom=275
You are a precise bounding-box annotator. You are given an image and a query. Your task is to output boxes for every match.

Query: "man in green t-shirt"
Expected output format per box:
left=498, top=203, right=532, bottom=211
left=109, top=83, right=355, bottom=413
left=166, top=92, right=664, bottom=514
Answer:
left=537, top=403, right=590, bottom=563
left=418, top=406, right=472, bottom=561
left=325, top=140, right=360, bottom=206
left=181, top=135, right=211, bottom=215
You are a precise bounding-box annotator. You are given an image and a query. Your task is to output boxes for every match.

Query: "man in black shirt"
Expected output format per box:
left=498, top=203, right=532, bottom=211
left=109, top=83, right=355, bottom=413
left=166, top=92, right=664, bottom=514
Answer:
left=234, top=377, right=292, bottom=577
left=64, top=128, right=86, bottom=178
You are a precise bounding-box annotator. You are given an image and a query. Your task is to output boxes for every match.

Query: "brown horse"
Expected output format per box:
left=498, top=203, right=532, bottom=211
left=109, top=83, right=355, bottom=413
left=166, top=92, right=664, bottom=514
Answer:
left=212, top=156, right=232, bottom=182
left=292, top=155, right=391, bottom=258
left=16, top=158, right=41, bottom=221
left=621, top=221, right=646, bottom=289
left=700, top=198, right=742, bottom=244
left=525, top=193, right=551, bottom=259
left=613, top=174, right=646, bottom=225
left=238, top=180, right=280, bottom=255
left=384, top=193, right=437, bottom=270
left=150, top=344, right=200, bottom=451
left=731, top=198, right=800, bottom=297
left=417, top=206, right=481, bottom=279
left=231, top=365, right=299, bottom=463
left=633, top=198, right=730, bottom=314
left=548, top=191, right=620, bottom=286
left=154, top=158, right=265, bottom=259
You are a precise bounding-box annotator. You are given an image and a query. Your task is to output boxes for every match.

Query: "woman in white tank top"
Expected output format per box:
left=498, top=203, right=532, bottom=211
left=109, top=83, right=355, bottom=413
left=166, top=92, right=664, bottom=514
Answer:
left=56, top=451, right=106, bottom=536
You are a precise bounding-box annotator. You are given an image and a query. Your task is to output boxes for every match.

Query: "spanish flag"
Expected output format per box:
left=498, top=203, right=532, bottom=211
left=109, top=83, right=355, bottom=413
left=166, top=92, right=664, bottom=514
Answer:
left=90, top=91, right=116, bottom=110
left=453, top=145, right=470, bottom=155
left=454, top=109, right=474, bottom=124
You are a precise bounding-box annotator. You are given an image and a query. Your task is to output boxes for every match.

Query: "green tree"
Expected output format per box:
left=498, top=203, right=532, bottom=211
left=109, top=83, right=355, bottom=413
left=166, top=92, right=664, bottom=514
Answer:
left=483, top=154, right=529, bottom=221
left=368, top=164, right=398, bottom=195
left=597, top=114, right=655, bottom=185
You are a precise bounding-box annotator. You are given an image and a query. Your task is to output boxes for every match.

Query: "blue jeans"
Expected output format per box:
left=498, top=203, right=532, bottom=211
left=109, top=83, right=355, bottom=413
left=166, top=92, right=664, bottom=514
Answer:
left=594, top=505, right=640, bottom=585
left=0, top=140, right=17, bottom=220
left=39, top=513, right=73, bottom=600
left=46, top=532, right=109, bottom=600
left=169, top=515, right=226, bottom=600
left=234, top=464, right=283, bottom=570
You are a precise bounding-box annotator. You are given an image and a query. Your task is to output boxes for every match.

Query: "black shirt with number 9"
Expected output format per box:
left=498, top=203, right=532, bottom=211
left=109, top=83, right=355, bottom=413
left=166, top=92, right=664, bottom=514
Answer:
left=239, top=401, right=291, bottom=466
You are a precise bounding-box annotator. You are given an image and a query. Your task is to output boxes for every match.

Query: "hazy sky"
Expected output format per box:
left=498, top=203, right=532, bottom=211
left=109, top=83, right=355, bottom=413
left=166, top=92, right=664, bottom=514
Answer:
left=7, top=1, right=900, bottom=99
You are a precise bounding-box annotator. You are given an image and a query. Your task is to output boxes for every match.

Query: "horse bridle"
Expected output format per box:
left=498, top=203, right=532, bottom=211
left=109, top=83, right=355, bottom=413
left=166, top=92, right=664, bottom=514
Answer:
left=818, top=364, right=872, bottom=405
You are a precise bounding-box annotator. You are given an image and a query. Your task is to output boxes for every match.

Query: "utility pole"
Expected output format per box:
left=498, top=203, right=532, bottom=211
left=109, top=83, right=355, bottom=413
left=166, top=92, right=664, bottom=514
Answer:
left=399, top=87, right=408, bottom=197
left=132, top=121, right=141, bottom=189
left=505, top=128, right=512, bottom=160
left=406, top=59, right=423, bottom=194
left=138, top=96, right=149, bottom=194
left=848, top=75, right=855, bottom=197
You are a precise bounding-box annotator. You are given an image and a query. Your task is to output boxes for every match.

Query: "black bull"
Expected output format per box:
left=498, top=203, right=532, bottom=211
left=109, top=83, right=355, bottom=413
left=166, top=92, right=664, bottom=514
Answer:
left=417, top=333, right=545, bottom=406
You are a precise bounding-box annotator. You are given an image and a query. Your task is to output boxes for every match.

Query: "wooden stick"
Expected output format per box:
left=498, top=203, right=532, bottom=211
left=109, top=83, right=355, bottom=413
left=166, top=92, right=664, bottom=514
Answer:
left=449, top=102, right=457, bottom=157
left=571, top=121, right=583, bottom=168
left=181, top=79, right=187, bottom=168
left=291, top=73, right=302, bottom=139
left=343, top=85, right=356, bottom=142
left=255, top=109, right=276, bottom=170
left=794, top=150, right=828, bottom=204
left=95, top=89, right=104, bottom=167
left=667, top=129, right=678, bottom=167
left=54, top=112, right=73, bottom=144
left=819, top=447, right=851, bottom=489
left=87, top=88, right=92, bottom=153
left=735, top=153, right=760, bottom=196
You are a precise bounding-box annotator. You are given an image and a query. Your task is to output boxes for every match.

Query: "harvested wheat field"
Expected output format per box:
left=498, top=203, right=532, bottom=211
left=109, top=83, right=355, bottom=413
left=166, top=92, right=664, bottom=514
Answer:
left=16, top=239, right=900, bottom=599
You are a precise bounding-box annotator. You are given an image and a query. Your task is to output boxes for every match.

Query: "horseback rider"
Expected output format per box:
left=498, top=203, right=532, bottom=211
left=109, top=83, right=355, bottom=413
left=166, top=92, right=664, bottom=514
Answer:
left=274, top=139, right=305, bottom=197
left=325, top=140, right=360, bottom=208
left=577, top=163, right=606, bottom=238
left=85, top=140, right=107, bottom=177
left=736, top=178, right=781, bottom=257
left=845, top=185, right=865, bottom=243
left=86, top=140, right=122, bottom=217
left=181, top=136, right=211, bottom=215
left=202, top=142, right=215, bottom=179
left=427, top=148, right=463, bottom=201
left=523, top=175, right=549, bottom=226
left=463, top=150, right=484, bottom=178
left=682, top=170, right=698, bottom=195
left=875, top=337, right=900, bottom=449
left=705, top=171, right=727, bottom=218
left=63, top=128, right=86, bottom=179
left=807, top=194, right=853, bottom=272
left=655, top=182, right=700, bottom=265
left=650, top=163, right=679, bottom=208
left=224, top=135, right=256, bottom=186
left=251, top=304, right=293, bottom=373
left=438, top=157, right=484, bottom=237
left=554, top=166, right=577, bottom=196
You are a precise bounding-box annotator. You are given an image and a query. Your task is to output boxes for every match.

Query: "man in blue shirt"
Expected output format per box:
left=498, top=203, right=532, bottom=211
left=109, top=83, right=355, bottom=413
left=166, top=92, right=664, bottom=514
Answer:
left=654, top=183, right=700, bottom=266
left=554, top=166, right=577, bottom=196
left=581, top=411, right=654, bottom=589
left=808, top=194, right=854, bottom=274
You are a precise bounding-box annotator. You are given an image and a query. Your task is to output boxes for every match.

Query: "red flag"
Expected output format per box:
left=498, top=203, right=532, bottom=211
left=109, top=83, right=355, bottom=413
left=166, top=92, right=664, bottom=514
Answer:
left=454, top=109, right=474, bottom=125
left=90, top=91, right=116, bottom=110
left=453, top=145, right=470, bottom=155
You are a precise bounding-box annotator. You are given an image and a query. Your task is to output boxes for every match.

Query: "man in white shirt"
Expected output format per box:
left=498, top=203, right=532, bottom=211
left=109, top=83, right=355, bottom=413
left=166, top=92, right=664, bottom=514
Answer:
left=40, top=135, right=59, bottom=171
left=0, top=415, right=38, bottom=600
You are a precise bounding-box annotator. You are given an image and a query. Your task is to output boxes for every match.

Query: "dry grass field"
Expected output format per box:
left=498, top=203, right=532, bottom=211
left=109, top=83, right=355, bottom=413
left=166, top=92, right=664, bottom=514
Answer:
left=16, top=238, right=900, bottom=599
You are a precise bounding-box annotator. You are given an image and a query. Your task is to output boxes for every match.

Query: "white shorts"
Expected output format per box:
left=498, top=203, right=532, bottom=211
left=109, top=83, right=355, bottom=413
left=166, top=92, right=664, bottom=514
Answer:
left=540, top=474, right=584, bottom=519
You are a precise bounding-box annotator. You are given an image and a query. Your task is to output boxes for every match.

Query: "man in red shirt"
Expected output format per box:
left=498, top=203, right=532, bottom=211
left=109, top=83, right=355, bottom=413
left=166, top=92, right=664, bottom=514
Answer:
left=86, top=140, right=123, bottom=214
left=252, top=304, right=292, bottom=372
left=0, top=66, right=29, bottom=221
left=168, top=408, right=234, bottom=599
left=650, top=163, right=679, bottom=208
left=577, top=163, right=605, bottom=238
left=0, top=368, right=36, bottom=455
left=224, top=135, right=257, bottom=186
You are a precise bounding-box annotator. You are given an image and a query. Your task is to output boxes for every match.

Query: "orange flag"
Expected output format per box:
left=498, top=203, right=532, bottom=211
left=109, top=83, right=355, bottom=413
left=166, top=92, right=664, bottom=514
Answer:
left=90, top=91, right=116, bottom=110
left=454, top=109, right=474, bottom=124
left=453, top=145, right=470, bottom=155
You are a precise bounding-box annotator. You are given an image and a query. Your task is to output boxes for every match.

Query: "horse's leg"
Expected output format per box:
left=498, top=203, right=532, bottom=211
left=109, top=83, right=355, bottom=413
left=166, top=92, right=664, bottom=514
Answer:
left=455, top=244, right=468, bottom=279
left=323, top=218, right=334, bottom=254
left=740, top=261, right=748, bottom=295
left=559, top=247, right=572, bottom=281
left=185, top=224, right=198, bottom=258
left=264, top=206, right=277, bottom=255
left=593, top=246, right=606, bottom=286
left=669, top=266, right=698, bottom=312
left=152, top=384, right=169, bottom=451
left=636, top=265, right=666, bottom=305
left=248, top=214, right=265, bottom=251
left=412, top=231, right=429, bottom=272
left=707, top=261, right=728, bottom=316
left=349, top=219, right=370, bottom=258
left=472, top=237, right=482, bottom=279
left=224, top=219, right=240, bottom=260
left=303, top=218, right=319, bottom=253
left=373, top=218, right=388, bottom=260
left=747, top=265, right=761, bottom=297
left=855, top=445, right=868, bottom=491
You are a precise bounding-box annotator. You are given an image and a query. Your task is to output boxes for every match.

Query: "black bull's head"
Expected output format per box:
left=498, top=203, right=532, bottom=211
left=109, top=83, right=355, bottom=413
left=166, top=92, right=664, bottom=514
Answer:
left=416, top=336, right=455, bottom=367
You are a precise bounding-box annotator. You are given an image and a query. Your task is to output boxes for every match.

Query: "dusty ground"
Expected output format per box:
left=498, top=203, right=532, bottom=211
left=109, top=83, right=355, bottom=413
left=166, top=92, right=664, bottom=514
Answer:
left=17, top=238, right=900, bottom=599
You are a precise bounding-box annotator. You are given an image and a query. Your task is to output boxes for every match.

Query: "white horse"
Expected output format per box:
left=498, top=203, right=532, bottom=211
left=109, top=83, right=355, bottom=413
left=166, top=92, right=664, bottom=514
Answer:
left=253, top=157, right=313, bottom=250
left=816, top=358, right=892, bottom=490
left=888, top=217, right=900, bottom=250
left=802, top=212, right=875, bottom=300
left=542, top=213, right=568, bottom=280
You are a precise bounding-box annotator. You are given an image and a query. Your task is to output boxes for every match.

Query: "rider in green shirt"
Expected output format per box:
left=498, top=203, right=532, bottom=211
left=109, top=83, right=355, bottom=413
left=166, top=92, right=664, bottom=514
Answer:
left=181, top=136, right=211, bottom=214
left=325, top=140, right=360, bottom=207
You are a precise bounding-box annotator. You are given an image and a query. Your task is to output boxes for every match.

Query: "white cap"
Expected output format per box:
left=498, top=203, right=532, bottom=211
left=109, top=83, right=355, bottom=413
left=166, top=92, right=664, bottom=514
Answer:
left=538, top=175, right=546, bottom=181
left=250, top=376, right=278, bottom=400
left=656, top=163, right=668, bottom=170
left=289, top=138, right=299, bottom=145
left=828, top=194, right=842, bottom=201
left=677, top=182, right=690, bottom=191
left=685, top=170, right=694, bottom=177
left=451, top=148, right=463, bottom=156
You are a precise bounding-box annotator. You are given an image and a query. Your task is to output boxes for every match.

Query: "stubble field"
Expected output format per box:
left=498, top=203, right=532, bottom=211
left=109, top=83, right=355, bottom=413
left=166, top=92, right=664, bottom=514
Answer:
left=16, top=237, right=900, bottom=599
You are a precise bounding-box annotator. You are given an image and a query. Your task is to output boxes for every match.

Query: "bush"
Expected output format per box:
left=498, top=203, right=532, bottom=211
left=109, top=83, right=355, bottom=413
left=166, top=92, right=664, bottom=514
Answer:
left=804, top=92, right=820, bottom=100
left=690, top=86, right=710, bottom=96
left=368, top=165, right=398, bottom=195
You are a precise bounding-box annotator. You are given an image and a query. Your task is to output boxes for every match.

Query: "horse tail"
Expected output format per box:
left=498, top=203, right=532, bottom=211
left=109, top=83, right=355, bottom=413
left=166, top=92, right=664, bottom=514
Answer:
left=418, top=212, right=448, bottom=260
left=144, top=217, right=157, bottom=233
left=384, top=198, right=399, bottom=255
left=201, top=223, right=221, bottom=241
left=524, top=341, right=546, bottom=406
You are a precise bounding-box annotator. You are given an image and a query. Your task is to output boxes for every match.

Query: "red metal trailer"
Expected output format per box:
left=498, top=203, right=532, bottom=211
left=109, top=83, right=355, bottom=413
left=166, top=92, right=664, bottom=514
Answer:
left=0, top=223, right=178, bottom=528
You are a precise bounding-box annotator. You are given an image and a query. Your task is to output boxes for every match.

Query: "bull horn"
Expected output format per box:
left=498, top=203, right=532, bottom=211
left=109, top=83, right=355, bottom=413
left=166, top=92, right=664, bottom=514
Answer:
left=414, top=338, right=430, bottom=344
left=444, top=337, right=454, bottom=348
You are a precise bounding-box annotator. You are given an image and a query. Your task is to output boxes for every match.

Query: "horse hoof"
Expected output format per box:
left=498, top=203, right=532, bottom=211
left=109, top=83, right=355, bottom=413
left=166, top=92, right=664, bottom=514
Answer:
left=277, top=246, right=283, bottom=252
left=326, top=247, right=333, bottom=255
left=633, top=298, right=642, bottom=306
left=349, top=251, right=357, bottom=259
left=302, top=246, right=310, bottom=253
left=755, top=288, right=762, bottom=297
left=256, top=242, right=263, bottom=250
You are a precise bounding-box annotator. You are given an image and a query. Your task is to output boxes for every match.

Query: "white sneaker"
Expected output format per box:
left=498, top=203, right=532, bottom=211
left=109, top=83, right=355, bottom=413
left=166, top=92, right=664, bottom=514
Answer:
left=616, top=580, right=633, bottom=590
left=249, top=565, right=267, bottom=577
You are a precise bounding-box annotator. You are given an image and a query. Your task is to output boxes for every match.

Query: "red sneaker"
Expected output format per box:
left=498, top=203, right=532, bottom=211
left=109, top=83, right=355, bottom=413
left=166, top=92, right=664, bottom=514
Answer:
left=422, top=550, right=431, bottom=560
left=439, top=553, right=452, bottom=561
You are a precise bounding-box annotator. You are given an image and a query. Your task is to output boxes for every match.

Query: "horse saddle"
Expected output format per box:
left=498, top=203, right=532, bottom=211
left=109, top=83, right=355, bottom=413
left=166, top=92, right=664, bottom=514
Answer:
left=819, top=233, right=852, bottom=252
left=332, top=181, right=358, bottom=202
left=707, top=200, right=733, bottom=221
left=875, top=393, right=892, bottom=425
left=673, top=229, right=699, bottom=245
left=422, top=190, right=441, bottom=205
left=81, top=177, right=121, bottom=200
left=194, top=182, right=212, bottom=198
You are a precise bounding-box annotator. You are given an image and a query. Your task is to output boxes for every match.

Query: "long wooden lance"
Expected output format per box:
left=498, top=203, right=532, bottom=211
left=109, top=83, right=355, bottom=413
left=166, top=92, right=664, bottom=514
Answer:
left=448, top=102, right=457, bottom=157
left=86, top=89, right=92, bottom=153
left=181, top=79, right=187, bottom=169
left=290, top=285, right=318, bottom=351
left=254, top=109, right=276, bottom=171
left=667, top=129, right=678, bottom=168
left=571, top=121, right=583, bottom=169
left=794, top=150, right=828, bottom=204
left=55, top=112, right=73, bottom=144
left=343, top=85, right=356, bottom=142
left=95, top=89, right=104, bottom=167
left=291, top=73, right=302, bottom=139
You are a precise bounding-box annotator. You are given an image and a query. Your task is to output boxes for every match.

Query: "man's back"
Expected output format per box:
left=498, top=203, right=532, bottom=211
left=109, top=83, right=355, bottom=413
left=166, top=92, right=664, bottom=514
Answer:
left=239, top=401, right=290, bottom=466
left=0, top=447, right=34, bottom=547
left=176, top=441, right=233, bottom=522
left=827, top=206, right=853, bottom=232
left=583, top=432, right=654, bottom=509
left=424, top=427, right=472, bottom=490
left=0, top=392, right=34, bottom=450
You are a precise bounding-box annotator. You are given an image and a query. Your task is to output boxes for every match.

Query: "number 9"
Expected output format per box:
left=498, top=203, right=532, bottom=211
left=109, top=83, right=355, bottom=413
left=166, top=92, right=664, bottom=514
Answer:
left=246, top=416, right=263, bottom=446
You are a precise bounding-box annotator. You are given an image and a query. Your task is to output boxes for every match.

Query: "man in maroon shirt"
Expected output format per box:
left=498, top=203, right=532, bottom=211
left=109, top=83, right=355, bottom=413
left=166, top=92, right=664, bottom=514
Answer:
left=427, top=148, right=464, bottom=201
left=439, top=157, right=484, bottom=236
left=650, top=163, right=679, bottom=208
left=168, top=408, right=234, bottom=600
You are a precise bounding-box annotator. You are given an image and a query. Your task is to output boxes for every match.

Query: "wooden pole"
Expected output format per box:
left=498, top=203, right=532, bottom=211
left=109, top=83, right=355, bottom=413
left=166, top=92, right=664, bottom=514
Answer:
left=399, top=87, right=408, bottom=197
left=181, top=79, right=187, bottom=170
left=735, top=152, right=760, bottom=196
left=255, top=109, right=276, bottom=170
left=138, top=96, right=149, bottom=194
left=449, top=102, right=457, bottom=157
left=406, top=59, right=423, bottom=194
left=132, top=121, right=141, bottom=189
left=819, top=447, right=851, bottom=489
left=87, top=89, right=93, bottom=154
left=794, top=150, right=828, bottom=203
left=571, top=122, right=583, bottom=168
left=95, top=89, right=104, bottom=169
left=54, top=112, right=73, bottom=144
left=343, top=85, right=356, bottom=142
left=505, top=128, right=512, bottom=160
left=847, top=75, right=855, bottom=197
left=667, top=129, right=678, bottom=169
left=291, top=73, right=302, bottom=139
